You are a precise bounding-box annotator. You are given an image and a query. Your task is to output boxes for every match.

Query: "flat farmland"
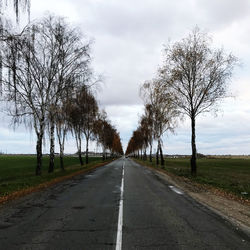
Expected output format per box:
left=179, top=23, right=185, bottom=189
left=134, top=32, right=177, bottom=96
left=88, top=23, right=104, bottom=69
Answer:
left=0, top=155, right=103, bottom=197
left=141, top=157, right=250, bottom=200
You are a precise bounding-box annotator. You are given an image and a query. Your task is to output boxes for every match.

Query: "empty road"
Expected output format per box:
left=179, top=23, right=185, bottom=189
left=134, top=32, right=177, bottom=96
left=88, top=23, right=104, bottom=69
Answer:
left=0, top=157, right=249, bottom=249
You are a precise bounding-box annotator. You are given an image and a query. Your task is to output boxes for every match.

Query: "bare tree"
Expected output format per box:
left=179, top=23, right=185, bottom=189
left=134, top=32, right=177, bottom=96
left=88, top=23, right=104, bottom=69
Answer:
left=93, top=110, right=107, bottom=160
left=140, top=78, right=178, bottom=166
left=54, top=102, right=68, bottom=170
left=81, top=87, right=98, bottom=164
left=0, top=0, right=30, bottom=87
left=66, top=91, right=84, bottom=166
left=102, top=123, right=123, bottom=158
left=160, top=28, right=237, bottom=175
left=3, top=26, right=48, bottom=175
left=66, top=86, right=98, bottom=165
left=0, top=0, right=30, bottom=94
left=111, top=131, right=123, bottom=157
left=94, top=111, right=122, bottom=160
left=125, top=129, right=143, bottom=158
left=2, top=15, right=91, bottom=175
left=144, top=104, right=154, bottom=162
left=45, top=15, right=91, bottom=173
left=138, top=115, right=152, bottom=161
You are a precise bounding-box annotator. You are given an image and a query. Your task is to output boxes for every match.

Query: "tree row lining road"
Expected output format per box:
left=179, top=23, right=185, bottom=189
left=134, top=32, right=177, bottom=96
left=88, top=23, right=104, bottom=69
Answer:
left=0, top=158, right=249, bottom=249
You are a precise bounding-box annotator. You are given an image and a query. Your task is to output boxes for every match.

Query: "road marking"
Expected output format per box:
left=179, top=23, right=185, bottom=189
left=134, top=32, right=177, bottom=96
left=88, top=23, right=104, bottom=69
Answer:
left=85, top=174, right=94, bottom=178
left=169, top=185, right=184, bottom=195
left=116, top=161, right=125, bottom=250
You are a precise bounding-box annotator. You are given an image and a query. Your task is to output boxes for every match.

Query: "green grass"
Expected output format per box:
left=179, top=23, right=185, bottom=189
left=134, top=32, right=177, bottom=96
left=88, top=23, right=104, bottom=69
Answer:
left=0, top=155, right=106, bottom=197
left=138, top=157, right=250, bottom=199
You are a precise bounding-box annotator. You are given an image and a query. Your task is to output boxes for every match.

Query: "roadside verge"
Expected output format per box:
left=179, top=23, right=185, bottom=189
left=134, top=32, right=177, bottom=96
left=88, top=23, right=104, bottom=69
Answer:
left=0, top=159, right=113, bottom=205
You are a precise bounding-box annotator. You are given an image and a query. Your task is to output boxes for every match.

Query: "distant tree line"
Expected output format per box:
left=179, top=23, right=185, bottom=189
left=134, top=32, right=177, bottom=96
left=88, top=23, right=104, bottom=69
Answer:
left=1, top=14, right=123, bottom=175
left=126, top=28, right=237, bottom=175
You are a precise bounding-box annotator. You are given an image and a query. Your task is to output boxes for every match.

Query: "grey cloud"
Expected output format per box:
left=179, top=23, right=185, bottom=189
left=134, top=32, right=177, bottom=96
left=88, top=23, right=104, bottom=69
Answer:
left=196, top=0, right=250, bottom=29
left=2, top=0, right=250, bottom=154
left=81, top=0, right=187, bottom=38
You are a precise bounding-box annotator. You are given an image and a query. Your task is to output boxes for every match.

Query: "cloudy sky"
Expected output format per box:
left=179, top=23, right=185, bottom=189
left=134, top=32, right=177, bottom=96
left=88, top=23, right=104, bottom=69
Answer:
left=1, top=0, right=250, bottom=155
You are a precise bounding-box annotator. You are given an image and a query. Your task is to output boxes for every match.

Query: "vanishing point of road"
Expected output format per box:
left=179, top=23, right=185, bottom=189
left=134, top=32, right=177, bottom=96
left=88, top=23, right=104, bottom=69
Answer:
left=0, top=157, right=249, bottom=249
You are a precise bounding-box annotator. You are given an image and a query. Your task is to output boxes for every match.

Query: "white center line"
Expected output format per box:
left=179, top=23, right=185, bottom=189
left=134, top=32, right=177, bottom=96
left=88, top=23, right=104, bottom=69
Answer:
left=169, top=185, right=184, bottom=195
left=116, top=161, right=125, bottom=250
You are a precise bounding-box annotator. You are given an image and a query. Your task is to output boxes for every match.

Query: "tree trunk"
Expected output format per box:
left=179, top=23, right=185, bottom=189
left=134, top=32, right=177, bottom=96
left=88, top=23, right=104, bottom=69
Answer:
left=35, top=118, right=44, bottom=176
left=78, top=151, right=83, bottom=166
left=48, top=121, right=55, bottom=173
left=57, top=127, right=66, bottom=171
left=59, top=152, right=64, bottom=171
left=36, top=132, right=43, bottom=175
left=102, top=147, right=105, bottom=161
left=159, top=140, right=165, bottom=167
left=143, top=148, right=147, bottom=161
left=149, top=143, right=152, bottom=162
left=76, top=132, right=83, bottom=166
left=59, top=137, right=65, bottom=171
left=86, top=137, right=89, bottom=164
left=156, top=142, right=159, bottom=166
left=191, top=115, right=197, bottom=176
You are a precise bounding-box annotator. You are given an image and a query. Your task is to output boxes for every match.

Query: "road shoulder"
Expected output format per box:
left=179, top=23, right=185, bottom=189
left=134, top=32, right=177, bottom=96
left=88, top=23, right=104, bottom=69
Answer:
left=134, top=159, right=250, bottom=236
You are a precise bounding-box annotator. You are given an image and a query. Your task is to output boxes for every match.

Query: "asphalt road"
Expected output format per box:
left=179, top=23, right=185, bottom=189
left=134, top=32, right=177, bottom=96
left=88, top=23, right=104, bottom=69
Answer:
left=0, top=157, right=249, bottom=249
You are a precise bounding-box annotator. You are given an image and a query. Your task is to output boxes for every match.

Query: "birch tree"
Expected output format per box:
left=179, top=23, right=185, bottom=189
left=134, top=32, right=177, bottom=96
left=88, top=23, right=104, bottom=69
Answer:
left=0, top=0, right=30, bottom=93
left=140, top=104, right=154, bottom=161
left=66, top=91, right=84, bottom=166
left=94, top=112, right=122, bottom=160
left=2, top=15, right=91, bottom=175
left=45, top=16, right=91, bottom=173
left=93, top=110, right=108, bottom=160
left=160, top=28, right=237, bottom=175
left=141, top=78, right=178, bottom=166
left=3, top=26, right=48, bottom=175
left=81, top=87, right=98, bottom=164
left=54, top=102, right=68, bottom=170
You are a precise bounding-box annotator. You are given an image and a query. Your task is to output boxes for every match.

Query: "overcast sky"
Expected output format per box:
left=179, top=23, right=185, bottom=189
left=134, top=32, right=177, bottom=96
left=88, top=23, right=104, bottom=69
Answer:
left=1, top=0, right=250, bottom=155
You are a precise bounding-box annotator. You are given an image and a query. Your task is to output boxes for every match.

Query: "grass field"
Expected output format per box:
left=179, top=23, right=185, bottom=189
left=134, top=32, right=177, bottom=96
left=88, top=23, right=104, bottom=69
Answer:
left=138, top=157, right=250, bottom=199
left=0, top=155, right=105, bottom=197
